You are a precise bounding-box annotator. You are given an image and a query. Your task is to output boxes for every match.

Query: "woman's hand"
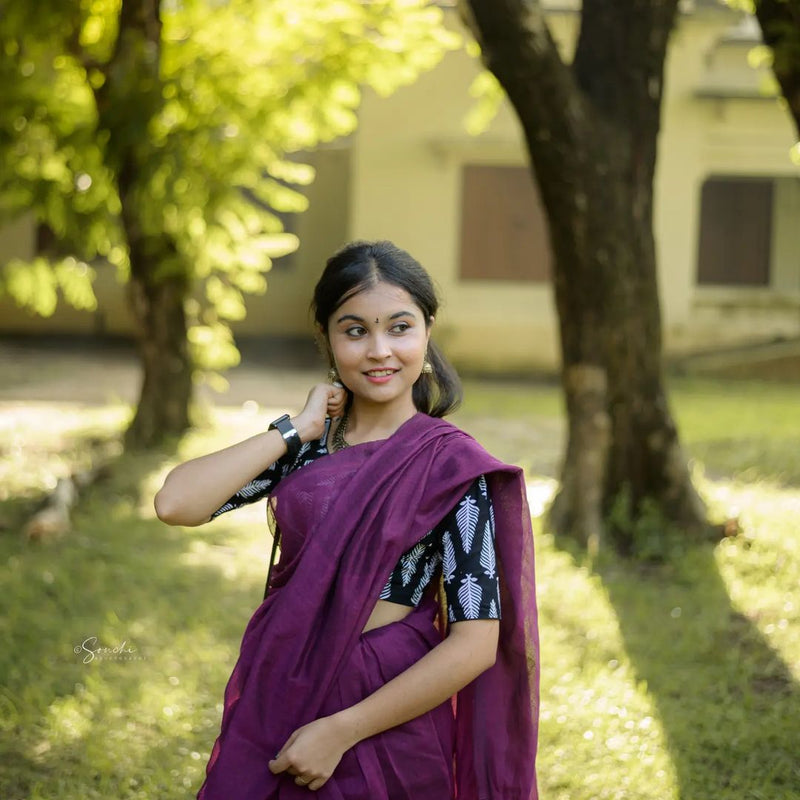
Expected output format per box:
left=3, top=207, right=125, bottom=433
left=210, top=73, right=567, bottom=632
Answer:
left=268, top=715, right=351, bottom=791
left=292, top=383, right=347, bottom=443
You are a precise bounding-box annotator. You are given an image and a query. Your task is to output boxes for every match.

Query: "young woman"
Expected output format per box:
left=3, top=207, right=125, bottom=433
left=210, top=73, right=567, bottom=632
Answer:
left=155, top=241, right=539, bottom=799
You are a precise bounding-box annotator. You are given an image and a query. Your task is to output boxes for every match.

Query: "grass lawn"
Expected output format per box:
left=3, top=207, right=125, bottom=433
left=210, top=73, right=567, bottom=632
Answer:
left=0, top=376, right=798, bottom=799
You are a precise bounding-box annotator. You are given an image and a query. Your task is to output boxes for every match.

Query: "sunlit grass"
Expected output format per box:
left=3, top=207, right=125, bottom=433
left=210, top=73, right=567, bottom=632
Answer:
left=669, top=377, right=800, bottom=486
left=1, top=375, right=798, bottom=798
left=535, top=527, right=680, bottom=800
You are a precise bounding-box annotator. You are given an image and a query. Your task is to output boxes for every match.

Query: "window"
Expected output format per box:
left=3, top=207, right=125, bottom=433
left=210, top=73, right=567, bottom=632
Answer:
left=696, top=177, right=773, bottom=286
left=459, top=165, right=552, bottom=282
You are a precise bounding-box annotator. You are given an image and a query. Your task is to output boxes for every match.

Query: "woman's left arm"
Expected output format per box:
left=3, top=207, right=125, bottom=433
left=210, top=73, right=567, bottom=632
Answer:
left=341, top=616, right=499, bottom=737
left=268, top=619, right=498, bottom=790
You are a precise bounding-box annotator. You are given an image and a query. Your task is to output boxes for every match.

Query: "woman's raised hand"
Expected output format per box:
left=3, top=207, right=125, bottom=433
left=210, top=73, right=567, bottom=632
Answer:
left=291, top=383, right=347, bottom=443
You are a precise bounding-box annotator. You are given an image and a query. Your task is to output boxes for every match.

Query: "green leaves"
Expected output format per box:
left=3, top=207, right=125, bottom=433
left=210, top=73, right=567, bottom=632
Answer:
left=1, top=256, right=97, bottom=317
left=0, top=0, right=459, bottom=377
left=465, top=68, right=505, bottom=136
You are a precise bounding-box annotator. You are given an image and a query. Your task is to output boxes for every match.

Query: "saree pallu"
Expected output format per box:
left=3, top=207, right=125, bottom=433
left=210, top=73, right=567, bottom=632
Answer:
left=197, top=413, right=539, bottom=800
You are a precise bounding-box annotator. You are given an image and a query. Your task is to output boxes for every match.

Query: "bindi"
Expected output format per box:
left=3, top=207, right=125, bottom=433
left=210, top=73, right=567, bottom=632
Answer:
left=375, top=317, right=379, bottom=323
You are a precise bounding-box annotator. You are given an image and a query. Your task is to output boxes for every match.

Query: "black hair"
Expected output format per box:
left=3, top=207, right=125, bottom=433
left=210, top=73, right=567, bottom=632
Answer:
left=311, top=240, right=462, bottom=418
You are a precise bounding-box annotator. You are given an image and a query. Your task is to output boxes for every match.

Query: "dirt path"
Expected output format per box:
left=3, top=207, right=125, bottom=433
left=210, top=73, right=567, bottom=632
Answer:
left=0, top=339, right=321, bottom=408
left=0, top=338, right=564, bottom=489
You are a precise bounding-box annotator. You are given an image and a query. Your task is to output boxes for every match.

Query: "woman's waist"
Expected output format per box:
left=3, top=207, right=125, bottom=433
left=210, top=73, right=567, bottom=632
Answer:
left=361, top=598, right=418, bottom=635
left=359, top=595, right=441, bottom=643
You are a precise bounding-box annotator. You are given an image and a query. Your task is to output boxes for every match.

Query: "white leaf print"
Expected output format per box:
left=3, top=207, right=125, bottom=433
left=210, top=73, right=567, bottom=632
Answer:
left=379, top=578, right=392, bottom=600
left=489, top=498, right=495, bottom=534
left=239, top=478, right=272, bottom=498
left=443, top=531, right=456, bottom=584
left=212, top=502, right=234, bottom=517
left=448, top=604, right=456, bottom=623
left=410, top=583, right=424, bottom=606
left=489, top=599, right=498, bottom=619
left=455, top=496, right=480, bottom=553
left=478, top=474, right=488, bottom=498
left=479, top=521, right=496, bottom=578
left=411, top=554, right=439, bottom=605
left=457, top=574, right=482, bottom=620
left=401, top=542, right=426, bottom=586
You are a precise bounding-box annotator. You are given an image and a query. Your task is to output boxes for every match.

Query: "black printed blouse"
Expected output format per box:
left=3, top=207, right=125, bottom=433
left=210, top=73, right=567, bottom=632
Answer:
left=211, top=420, right=501, bottom=622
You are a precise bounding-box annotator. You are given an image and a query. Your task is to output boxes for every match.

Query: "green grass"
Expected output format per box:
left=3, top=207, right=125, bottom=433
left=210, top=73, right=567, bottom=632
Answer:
left=669, top=377, right=800, bottom=486
left=0, top=378, right=798, bottom=799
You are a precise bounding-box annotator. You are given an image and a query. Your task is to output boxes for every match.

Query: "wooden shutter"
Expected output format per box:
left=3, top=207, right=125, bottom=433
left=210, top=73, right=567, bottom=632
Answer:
left=697, top=177, right=773, bottom=286
left=459, top=165, right=552, bottom=282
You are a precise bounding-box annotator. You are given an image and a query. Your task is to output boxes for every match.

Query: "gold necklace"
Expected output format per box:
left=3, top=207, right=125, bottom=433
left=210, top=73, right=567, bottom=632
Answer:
left=331, top=409, right=350, bottom=452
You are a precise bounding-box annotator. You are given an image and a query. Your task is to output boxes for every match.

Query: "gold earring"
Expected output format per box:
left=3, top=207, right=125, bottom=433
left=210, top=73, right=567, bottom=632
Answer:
left=422, top=355, right=433, bottom=374
left=328, top=367, right=341, bottom=384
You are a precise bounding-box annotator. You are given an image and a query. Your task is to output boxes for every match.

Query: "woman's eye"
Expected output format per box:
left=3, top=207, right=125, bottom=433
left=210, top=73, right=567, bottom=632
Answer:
left=345, top=326, right=366, bottom=337
left=391, top=323, right=410, bottom=334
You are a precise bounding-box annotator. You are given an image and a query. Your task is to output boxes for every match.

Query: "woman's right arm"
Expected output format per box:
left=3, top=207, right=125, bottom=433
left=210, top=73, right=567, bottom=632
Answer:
left=154, top=383, right=345, bottom=527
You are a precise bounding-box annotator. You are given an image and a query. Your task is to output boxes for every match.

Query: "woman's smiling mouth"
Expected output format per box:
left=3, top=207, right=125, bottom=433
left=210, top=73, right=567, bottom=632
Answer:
left=364, top=369, right=399, bottom=383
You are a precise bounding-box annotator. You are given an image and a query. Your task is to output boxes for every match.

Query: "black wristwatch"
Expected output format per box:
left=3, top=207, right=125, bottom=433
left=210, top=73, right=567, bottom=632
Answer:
left=268, top=414, right=302, bottom=461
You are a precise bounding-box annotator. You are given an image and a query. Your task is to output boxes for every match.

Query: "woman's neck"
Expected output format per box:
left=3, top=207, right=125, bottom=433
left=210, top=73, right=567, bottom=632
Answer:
left=345, top=398, right=418, bottom=445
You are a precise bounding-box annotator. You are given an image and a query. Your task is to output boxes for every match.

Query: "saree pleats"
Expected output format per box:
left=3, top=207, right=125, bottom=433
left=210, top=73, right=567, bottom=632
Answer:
left=313, top=605, right=455, bottom=800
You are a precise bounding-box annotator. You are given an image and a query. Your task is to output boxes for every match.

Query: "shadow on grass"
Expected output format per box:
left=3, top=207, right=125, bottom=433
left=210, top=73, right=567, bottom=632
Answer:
left=557, top=538, right=800, bottom=799
left=0, top=443, right=273, bottom=799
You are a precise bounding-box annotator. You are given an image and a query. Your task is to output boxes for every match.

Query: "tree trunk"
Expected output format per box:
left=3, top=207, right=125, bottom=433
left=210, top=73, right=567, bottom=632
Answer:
left=462, top=0, right=710, bottom=550
left=753, top=0, right=800, bottom=137
left=94, top=0, right=193, bottom=448
left=124, top=235, right=192, bottom=449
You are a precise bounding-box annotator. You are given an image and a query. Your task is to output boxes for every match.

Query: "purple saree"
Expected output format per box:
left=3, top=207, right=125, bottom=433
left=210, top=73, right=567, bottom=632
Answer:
left=197, top=413, right=539, bottom=800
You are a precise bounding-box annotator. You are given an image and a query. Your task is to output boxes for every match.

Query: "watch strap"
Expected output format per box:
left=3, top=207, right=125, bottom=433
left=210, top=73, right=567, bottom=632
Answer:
left=268, top=414, right=302, bottom=461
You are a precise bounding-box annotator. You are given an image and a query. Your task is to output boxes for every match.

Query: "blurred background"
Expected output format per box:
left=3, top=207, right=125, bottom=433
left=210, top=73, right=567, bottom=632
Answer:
left=0, top=1, right=797, bottom=798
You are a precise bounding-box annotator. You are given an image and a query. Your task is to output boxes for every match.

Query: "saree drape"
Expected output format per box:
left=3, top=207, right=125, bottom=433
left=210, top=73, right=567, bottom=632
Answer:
left=197, top=413, right=539, bottom=800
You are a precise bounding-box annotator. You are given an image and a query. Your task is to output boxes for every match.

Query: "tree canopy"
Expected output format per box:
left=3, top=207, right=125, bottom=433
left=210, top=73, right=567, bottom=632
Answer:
left=0, top=0, right=458, bottom=445
left=0, top=0, right=459, bottom=370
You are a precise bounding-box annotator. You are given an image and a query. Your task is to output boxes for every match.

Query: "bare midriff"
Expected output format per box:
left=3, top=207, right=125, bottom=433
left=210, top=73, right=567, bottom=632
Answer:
left=361, top=599, right=414, bottom=634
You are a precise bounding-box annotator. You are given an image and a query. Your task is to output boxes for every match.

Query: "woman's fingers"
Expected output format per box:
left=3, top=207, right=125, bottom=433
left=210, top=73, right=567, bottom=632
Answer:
left=292, top=773, right=325, bottom=790
left=269, top=718, right=342, bottom=790
left=330, top=385, right=346, bottom=403
left=326, top=386, right=347, bottom=417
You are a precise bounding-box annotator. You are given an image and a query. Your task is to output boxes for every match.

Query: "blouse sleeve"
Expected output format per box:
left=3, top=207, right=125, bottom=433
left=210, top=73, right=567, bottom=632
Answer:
left=438, top=474, right=501, bottom=622
left=209, top=422, right=329, bottom=519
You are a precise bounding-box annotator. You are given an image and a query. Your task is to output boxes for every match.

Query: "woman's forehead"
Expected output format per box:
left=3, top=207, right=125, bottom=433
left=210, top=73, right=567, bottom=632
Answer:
left=333, top=282, right=421, bottom=319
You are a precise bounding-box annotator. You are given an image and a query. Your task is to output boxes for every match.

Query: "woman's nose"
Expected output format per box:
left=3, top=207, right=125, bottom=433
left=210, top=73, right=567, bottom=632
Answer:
left=367, top=333, right=392, bottom=359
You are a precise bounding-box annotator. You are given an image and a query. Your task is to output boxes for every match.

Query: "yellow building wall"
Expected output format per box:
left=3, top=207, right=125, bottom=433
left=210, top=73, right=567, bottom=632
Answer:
left=350, top=8, right=800, bottom=372
left=658, top=15, right=800, bottom=354
left=349, top=14, right=580, bottom=373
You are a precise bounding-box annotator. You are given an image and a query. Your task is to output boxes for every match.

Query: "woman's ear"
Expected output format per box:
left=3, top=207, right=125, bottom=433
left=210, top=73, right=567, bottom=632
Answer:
left=314, top=327, right=333, bottom=363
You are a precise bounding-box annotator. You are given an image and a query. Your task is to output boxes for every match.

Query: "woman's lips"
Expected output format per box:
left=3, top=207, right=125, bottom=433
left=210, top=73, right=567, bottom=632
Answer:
left=363, top=369, right=398, bottom=384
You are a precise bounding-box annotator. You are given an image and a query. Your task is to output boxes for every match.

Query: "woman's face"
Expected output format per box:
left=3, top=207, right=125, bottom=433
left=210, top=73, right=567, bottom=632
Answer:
left=326, top=281, right=431, bottom=412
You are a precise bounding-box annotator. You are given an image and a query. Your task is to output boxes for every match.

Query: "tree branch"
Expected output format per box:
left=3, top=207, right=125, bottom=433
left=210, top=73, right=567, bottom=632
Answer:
left=460, top=0, right=587, bottom=173
left=573, top=0, right=679, bottom=127
left=754, top=0, right=800, bottom=138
